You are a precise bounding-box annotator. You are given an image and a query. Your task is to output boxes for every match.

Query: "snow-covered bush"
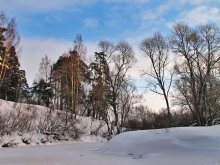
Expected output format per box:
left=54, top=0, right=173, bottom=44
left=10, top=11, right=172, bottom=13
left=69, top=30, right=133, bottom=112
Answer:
left=38, top=111, right=83, bottom=140
left=0, top=108, right=37, bottom=135
left=212, top=118, right=220, bottom=125
left=0, top=100, right=84, bottom=141
left=0, top=99, right=108, bottom=147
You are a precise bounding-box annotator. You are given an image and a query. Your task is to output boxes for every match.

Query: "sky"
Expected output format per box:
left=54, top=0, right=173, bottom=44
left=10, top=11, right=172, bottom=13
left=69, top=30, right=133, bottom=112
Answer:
left=1, top=0, right=220, bottom=111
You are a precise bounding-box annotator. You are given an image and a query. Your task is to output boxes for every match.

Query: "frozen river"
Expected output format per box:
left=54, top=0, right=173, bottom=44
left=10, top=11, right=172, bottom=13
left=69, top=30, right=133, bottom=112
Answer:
left=0, top=142, right=219, bottom=165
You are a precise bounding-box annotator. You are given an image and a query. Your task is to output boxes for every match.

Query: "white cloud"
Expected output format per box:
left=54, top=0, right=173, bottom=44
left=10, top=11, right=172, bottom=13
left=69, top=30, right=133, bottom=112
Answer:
left=138, top=1, right=177, bottom=37
left=177, top=6, right=220, bottom=26
left=178, top=0, right=211, bottom=5
left=143, top=92, right=166, bottom=112
left=139, top=0, right=220, bottom=39
left=83, top=18, right=99, bottom=28
left=141, top=2, right=172, bottom=21
left=20, top=38, right=72, bottom=84
left=44, top=13, right=66, bottom=23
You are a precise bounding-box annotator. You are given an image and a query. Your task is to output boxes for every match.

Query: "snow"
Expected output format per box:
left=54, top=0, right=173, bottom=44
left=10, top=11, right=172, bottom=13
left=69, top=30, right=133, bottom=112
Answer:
left=1, top=99, right=220, bottom=164
left=0, top=99, right=48, bottom=117
left=101, top=126, right=220, bottom=156
left=0, top=99, right=108, bottom=147
left=0, top=126, right=220, bottom=165
left=99, top=126, right=220, bottom=164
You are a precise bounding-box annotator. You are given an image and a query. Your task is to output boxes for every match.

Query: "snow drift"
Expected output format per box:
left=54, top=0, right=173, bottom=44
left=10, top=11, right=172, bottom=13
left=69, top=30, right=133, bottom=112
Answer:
left=100, top=126, right=220, bottom=159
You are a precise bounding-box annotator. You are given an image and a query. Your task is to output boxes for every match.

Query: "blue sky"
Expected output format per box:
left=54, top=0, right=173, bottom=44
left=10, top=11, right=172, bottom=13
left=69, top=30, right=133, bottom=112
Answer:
left=1, top=0, right=220, bottom=110
left=2, top=0, right=219, bottom=42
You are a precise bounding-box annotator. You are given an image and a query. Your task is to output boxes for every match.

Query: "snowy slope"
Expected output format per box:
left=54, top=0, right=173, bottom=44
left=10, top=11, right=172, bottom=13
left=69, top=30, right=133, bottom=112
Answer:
left=0, top=99, right=108, bottom=146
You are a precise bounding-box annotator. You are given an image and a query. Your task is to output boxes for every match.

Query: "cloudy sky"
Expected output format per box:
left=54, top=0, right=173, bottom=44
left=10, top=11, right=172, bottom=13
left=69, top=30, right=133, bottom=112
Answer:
left=1, top=0, right=220, bottom=110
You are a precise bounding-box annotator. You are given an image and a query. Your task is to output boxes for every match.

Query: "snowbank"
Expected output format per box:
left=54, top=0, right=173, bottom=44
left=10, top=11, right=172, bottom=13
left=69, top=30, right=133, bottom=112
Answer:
left=100, top=126, right=220, bottom=159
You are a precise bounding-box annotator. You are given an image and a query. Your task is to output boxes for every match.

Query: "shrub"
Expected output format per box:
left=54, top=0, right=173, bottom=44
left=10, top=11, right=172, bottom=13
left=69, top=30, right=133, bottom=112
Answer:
left=0, top=109, right=37, bottom=135
left=38, top=111, right=83, bottom=140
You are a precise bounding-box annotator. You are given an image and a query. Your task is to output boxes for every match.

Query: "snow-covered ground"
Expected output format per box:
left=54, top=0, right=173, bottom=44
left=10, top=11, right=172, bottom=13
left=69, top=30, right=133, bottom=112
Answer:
left=0, top=99, right=108, bottom=146
left=1, top=99, right=220, bottom=164
left=0, top=125, right=220, bottom=165
left=100, top=125, right=220, bottom=164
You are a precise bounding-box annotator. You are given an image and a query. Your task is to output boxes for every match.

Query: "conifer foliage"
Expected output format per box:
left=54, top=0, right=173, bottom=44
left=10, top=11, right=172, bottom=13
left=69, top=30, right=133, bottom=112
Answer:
left=0, top=11, right=28, bottom=102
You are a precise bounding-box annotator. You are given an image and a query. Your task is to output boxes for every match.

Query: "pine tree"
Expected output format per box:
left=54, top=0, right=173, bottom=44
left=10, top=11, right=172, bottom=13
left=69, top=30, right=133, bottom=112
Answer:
left=0, top=46, right=20, bottom=101
left=51, top=51, right=89, bottom=115
left=0, top=27, right=7, bottom=83
left=0, top=11, right=26, bottom=102
left=32, top=79, right=53, bottom=107
left=17, top=70, right=30, bottom=103
left=89, top=52, right=110, bottom=119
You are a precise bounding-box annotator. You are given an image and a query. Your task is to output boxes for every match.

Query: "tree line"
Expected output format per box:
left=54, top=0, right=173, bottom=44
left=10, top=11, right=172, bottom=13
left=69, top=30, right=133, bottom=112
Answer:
left=1, top=11, right=220, bottom=134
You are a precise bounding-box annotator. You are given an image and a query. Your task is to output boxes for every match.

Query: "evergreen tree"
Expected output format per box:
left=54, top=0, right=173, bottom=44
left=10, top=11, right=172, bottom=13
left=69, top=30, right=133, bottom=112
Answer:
left=0, top=46, right=20, bottom=101
left=51, top=51, right=89, bottom=114
left=50, top=35, right=89, bottom=115
left=89, top=52, right=110, bottom=119
left=32, top=79, right=53, bottom=107
left=0, top=27, right=7, bottom=84
left=0, top=11, right=27, bottom=102
left=17, top=70, right=30, bottom=103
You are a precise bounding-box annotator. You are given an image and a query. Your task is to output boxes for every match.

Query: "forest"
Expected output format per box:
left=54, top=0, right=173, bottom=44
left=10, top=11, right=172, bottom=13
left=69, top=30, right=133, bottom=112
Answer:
left=1, top=10, right=220, bottom=136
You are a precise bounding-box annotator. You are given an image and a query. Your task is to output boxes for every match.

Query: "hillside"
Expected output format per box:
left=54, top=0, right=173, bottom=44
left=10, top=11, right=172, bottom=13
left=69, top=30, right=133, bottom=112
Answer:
left=0, top=99, right=107, bottom=147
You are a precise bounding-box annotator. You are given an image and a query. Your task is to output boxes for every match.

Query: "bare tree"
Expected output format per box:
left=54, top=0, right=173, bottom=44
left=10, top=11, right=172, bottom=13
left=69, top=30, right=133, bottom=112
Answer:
left=118, top=81, right=142, bottom=131
left=110, top=41, right=136, bottom=133
left=98, top=40, right=115, bottom=60
left=170, top=23, right=220, bottom=125
left=38, top=55, right=52, bottom=83
left=73, top=34, right=87, bottom=60
left=141, top=32, right=173, bottom=119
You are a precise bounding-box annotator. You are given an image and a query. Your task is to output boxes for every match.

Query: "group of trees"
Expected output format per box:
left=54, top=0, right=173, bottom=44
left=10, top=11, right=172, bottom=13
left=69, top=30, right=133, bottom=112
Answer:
left=171, top=24, right=220, bottom=126
left=88, top=41, right=138, bottom=133
left=34, top=38, right=139, bottom=134
left=141, top=23, right=220, bottom=126
left=1, top=10, right=220, bottom=134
